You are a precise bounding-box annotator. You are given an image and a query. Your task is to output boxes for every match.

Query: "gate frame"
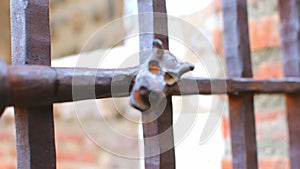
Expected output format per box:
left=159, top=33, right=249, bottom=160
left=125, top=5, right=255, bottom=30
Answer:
left=2, top=0, right=300, bottom=169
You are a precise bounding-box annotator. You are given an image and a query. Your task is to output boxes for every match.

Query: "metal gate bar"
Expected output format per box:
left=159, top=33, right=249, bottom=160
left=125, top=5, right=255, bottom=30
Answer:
left=222, top=0, right=258, bottom=168
left=151, top=1, right=176, bottom=169
left=10, top=0, right=56, bottom=169
left=279, top=0, right=300, bottom=168
left=137, top=0, right=175, bottom=168
left=1, top=65, right=300, bottom=107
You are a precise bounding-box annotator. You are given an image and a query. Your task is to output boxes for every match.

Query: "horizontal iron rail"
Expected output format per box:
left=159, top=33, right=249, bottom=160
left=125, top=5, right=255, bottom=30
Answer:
left=2, top=65, right=300, bottom=107
left=6, top=65, right=138, bottom=106
left=175, top=78, right=300, bottom=95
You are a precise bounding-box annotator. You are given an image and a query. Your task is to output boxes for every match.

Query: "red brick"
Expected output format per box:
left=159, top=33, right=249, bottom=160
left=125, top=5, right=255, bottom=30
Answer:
left=222, top=158, right=290, bottom=169
left=10, top=147, right=17, bottom=158
left=255, top=111, right=283, bottom=123
left=249, top=19, right=263, bottom=51
left=212, top=15, right=280, bottom=54
left=213, top=0, right=222, bottom=11
left=262, top=16, right=280, bottom=47
left=0, top=132, right=13, bottom=141
left=222, top=111, right=285, bottom=140
left=212, top=27, right=224, bottom=55
left=222, top=117, right=230, bottom=139
left=249, top=15, right=280, bottom=51
left=57, top=151, right=97, bottom=163
left=256, top=111, right=287, bottom=141
left=254, top=63, right=283, bottom=79
left=0, top=162, right=15, bottom=169
left=56, top=133, right=84, bottom=143
left=222, top=159, right=232, bottom=169
left=259, top=158, right=290, bottom=169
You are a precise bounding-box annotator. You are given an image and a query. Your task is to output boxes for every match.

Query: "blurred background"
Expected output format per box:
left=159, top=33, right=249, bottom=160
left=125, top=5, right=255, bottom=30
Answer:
left=0, top=0, right=289, bottom=169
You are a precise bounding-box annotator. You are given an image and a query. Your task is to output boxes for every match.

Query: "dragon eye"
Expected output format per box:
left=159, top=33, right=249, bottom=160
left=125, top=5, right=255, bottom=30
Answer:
left=164, top=72, right=176, bottom=85
left=148, top=60, right=160, bottom=74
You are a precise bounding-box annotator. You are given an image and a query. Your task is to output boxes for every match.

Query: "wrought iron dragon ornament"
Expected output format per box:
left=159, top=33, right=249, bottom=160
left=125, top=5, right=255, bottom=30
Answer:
left=130, top=39, right=194, bottom=112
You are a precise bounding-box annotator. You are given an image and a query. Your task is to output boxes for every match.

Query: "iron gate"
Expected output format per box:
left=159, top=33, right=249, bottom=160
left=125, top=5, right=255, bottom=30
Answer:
left=0, top=0, right=300, bottom=169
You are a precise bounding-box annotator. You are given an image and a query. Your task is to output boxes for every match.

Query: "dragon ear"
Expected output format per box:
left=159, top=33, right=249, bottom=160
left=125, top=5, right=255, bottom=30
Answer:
left=153, top=39, right=164, bottom=59
left=178, top=62, right=195, bottom=77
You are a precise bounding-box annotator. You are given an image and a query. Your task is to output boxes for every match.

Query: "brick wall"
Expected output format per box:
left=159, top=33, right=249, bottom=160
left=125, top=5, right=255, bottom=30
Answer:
left=0, top=115, right=140, bottom=169
left=210, top=0, right=289, bottom=168
left=0, top=0, right=292, bottom=168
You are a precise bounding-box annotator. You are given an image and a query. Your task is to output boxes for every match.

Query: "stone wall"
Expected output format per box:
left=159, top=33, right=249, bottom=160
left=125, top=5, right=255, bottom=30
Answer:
left=0, top=0, right=292, bottom=169
left=0, top=0, right=125, bottom=63
left=0, top=0, right=10, bottom=63
left=50, top=0, right=125, bottom=58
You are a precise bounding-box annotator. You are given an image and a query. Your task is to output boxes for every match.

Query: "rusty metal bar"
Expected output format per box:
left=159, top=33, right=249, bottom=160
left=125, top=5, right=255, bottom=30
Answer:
left=176, top=78, right=300, bottom=95
left=6, top=65, right=138, bottom=106
left=137, top=0, right=175, bottom=168
left=138, top=1, right=160, bottom=167
left=0, top=63, right=300, bottom=108
left=138, top=0, right=160, bottom=167
left=279, top=1, right=300, bottom=168
left=153, top=1, right=168, bottom=48
left=222, top=0, right=258, bottom=168
left=152, top=2, right=175, bottom=169
left=10, top=0, right=56, bottom=169
left=138, top=0, right=154, bottom=62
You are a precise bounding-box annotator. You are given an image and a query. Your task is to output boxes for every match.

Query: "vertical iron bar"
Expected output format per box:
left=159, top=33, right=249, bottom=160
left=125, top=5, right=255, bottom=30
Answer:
left=279, top=1, right=300, bottom=168
left=138, top=0, right=154, bottom=63
left=222, top=0, right=258, bottom=169
left=0, top=60, right=8, bottom=117
left=153, top=1, right=168, bottom=49
left=138, top=1, right=160, bottom=167
left=138, top=0, right=175, bottom=168
left=10, top=0, right=56, bottom=169
left=138, top=1, right=159, bottom=167
left=152, top=1, right=174, bottom=169
left=157, top=96, right=175, bottom=169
